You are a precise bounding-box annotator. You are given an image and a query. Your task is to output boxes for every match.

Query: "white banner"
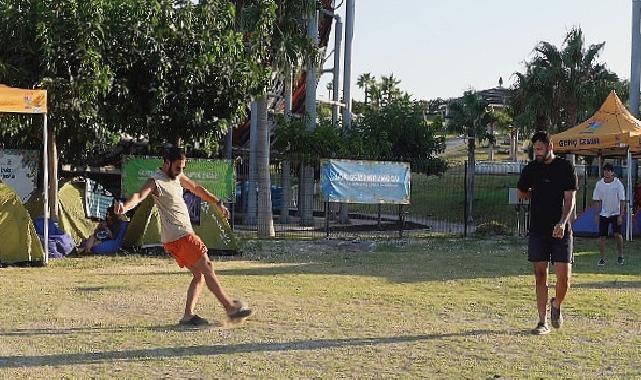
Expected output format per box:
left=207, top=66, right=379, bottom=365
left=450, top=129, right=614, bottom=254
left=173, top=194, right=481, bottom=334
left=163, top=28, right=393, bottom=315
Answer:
left=0, top=149, right=40, bottom=202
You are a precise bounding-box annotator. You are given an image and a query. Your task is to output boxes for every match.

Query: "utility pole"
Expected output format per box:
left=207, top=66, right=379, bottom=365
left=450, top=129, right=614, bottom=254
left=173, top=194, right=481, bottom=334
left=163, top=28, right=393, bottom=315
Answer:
left=631, top=0, right=641, bottom=118
left=332, top=14, right=343, bottom=127
left=342, top=0, right=355, bottom=128
left=300, top=6, right=320, bottom=226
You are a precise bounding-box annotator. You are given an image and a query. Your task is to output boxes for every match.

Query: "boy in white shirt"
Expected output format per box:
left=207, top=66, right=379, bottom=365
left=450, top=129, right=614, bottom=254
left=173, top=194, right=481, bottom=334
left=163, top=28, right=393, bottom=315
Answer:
left=592, top=163, right=626, bottom=265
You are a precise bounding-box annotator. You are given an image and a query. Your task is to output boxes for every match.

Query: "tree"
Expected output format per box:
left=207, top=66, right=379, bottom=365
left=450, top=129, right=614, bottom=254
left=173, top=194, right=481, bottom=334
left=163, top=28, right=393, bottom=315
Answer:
left=1, top=0, right=112, bottom=219
left=275, top=94, right=447, bottom=175
left=346, top=95, right=447, bottom=174
left=239, top=0, right=318, bottom=236
left=356, top=73, right=375, bottom=105
left=102, top=0, right=265, bottom=152
left=1, top=0, right=275, bottom=219
left=379, top=74, right=401, bottom=106
left=487, top=108, right=514, bottom=160
left=514, top=27, right=620, bottom=133
left=447, top=91, right=491, bottom=222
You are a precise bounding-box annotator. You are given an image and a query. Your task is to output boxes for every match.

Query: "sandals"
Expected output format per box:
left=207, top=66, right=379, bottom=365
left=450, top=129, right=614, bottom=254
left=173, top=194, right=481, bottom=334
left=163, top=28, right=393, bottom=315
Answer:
left=178, top=300, right=252, bottom=327
left=227, top=300, right=252, bottom=321
left=178, top=314, right=210, bottom=327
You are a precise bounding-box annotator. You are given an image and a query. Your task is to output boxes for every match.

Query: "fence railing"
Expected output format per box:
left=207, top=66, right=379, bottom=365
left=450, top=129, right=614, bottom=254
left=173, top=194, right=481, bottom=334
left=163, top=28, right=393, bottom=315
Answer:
left=232, top=155, right=639, bottom=239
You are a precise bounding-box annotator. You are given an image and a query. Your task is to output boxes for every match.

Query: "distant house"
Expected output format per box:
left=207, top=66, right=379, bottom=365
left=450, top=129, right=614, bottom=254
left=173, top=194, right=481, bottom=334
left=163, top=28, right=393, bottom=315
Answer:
left=477, top=87, right=511, bottom=110
left=443, top=86, right=511, bottom=120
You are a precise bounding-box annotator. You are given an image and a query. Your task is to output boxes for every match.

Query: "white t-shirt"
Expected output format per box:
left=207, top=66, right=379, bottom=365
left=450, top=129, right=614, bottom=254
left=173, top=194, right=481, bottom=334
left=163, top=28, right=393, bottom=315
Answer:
left=592, top=177, right=625, bottom=217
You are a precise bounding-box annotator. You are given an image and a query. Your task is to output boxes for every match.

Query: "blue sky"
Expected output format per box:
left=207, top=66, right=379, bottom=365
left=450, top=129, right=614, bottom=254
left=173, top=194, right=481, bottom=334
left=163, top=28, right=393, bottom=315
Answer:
left=318, top=0, right=633, bottom=101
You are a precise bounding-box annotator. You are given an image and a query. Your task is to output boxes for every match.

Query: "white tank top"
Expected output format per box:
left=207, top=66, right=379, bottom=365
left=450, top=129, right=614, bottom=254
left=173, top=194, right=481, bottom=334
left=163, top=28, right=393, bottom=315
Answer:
left=152, top=170, right=193, bottom=243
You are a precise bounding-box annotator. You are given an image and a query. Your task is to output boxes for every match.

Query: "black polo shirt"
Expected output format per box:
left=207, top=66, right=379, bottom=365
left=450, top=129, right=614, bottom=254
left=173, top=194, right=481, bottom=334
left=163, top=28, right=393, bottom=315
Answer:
left=517, top=157, right=577, bottom=235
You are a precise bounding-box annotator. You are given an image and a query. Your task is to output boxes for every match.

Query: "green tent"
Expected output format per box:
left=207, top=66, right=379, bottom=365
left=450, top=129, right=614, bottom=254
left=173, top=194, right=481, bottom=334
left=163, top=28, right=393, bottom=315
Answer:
left=0, top=181, right=45, bottom=265
left=123, top=196, right=239, bottom=253
left=26, top=181, right=100, bottom=244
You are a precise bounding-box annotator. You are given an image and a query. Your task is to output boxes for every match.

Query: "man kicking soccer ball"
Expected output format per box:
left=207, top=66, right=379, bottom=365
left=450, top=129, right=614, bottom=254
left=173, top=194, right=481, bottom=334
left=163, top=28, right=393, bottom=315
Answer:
left=115, top=147, right=251, bottom=326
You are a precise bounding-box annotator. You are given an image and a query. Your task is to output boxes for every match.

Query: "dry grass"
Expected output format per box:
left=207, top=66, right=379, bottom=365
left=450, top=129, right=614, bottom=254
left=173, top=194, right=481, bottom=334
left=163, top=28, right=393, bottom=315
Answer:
left=1, top=237, right=640, bottom=378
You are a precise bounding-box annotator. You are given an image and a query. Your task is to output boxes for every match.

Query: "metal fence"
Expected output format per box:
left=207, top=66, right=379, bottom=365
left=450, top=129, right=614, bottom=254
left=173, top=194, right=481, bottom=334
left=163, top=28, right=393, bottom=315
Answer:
left=231, top=154, right=640, bottom=239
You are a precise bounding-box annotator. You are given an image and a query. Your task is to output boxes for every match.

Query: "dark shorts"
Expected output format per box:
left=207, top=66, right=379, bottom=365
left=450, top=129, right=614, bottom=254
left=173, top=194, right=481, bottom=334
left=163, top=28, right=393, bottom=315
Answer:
left=528, top=230, right=573, bottom=264
left=599, top=215, right=621, bottom=237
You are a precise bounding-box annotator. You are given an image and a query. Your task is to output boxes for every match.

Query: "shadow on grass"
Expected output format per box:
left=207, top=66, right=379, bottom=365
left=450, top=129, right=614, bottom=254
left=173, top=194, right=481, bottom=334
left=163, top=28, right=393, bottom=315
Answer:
left=0, top=324, right=224, bottom=337
left=572, top=281, right=641, bottom=290
left=58, top=237, right=641, bottom=284
left=0, top=329, right=499, bottom=368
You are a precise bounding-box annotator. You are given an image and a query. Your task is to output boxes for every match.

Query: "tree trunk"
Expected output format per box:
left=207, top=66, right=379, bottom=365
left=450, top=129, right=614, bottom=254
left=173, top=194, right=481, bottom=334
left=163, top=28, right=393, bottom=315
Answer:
left=466, top=135, right=475, bottom=224
left=47, top=124, right=58, bottom=221
left=487, top=123, right=495, bottom=161
left=245, top=100, right=258, bottom=225
left=281, top=66, right=293, bottom=226
left=256, top=97, right=275, bottom=237
left=280, top=160, right=290, bottom=224
left=284, top=66, right=293, bottom=118
left=565, top=100, right=579, bottom=131
left=300, top=164, right=315, bottom=226
left=510, top=129, right=519, bottom=161
left=509, top=130, right=516, bottom=161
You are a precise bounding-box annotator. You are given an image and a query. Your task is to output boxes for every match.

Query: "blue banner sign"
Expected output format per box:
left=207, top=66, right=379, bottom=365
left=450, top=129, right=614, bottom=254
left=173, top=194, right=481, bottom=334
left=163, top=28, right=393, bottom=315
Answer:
left=320, top=159, right=410, bottom=204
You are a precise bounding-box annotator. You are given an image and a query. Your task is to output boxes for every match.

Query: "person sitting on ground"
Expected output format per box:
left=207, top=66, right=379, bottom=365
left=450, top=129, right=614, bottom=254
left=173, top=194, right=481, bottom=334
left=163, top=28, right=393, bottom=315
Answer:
left=78, top=206, right=121, bottom=254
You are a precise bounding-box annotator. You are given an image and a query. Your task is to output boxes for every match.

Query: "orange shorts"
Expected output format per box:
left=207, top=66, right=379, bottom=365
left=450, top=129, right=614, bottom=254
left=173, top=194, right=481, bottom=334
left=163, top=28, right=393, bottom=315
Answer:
left=163, top=234, right=207, bottom=268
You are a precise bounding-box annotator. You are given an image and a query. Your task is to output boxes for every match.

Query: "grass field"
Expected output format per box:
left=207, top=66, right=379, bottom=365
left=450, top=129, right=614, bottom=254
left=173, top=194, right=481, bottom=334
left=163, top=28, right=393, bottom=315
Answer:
left=441, top=141, right=529, bottom=165
left=1, top=237, right=640, bottom=378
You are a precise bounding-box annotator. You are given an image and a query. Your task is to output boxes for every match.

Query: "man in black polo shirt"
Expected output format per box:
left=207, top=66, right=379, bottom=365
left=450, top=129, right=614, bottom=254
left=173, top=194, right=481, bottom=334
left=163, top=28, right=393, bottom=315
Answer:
left=517, top=131, right=577, bottom=335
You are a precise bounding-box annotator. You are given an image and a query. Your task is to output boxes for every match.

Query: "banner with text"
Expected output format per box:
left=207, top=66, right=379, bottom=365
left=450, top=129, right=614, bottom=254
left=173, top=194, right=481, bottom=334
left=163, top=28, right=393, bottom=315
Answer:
left=320, top=159, right=410, bottom=204
left=0, top=149, right=40, bottom=202
left=121, top=156, right=235, bottom=201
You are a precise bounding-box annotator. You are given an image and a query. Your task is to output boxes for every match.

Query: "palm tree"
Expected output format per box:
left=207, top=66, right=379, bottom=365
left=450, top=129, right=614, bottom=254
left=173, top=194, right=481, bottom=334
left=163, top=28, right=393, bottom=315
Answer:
left=326, top=81, right=333, bottom=100
left=240, top=0, right=318, bottom=237
left=519, top=27, right=619, bottom=132
left=448, top=91, right=491, bottom=223
left=356, top=73, right=374, bottom=105
left=380, top=74, right=401, bottom=106
left=487, top=108, right=513, bottom=160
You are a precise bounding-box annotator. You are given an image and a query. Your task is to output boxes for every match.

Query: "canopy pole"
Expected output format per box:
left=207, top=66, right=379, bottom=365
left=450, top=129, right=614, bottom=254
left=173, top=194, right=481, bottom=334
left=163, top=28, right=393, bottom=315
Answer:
left=43, top=114, right=49, bottom=264
left=627, top=148, right=633, bottom=241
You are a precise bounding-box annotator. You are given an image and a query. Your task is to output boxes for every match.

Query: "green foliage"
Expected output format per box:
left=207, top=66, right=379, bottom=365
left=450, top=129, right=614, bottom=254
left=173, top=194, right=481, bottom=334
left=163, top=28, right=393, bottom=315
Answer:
left=447, top=91, right=491, bottom=140
left=512, top=27, right=624, bottom=132
left=486, top=109, right=513, bottom=144
left=475, top=221, right=511, bottom=236
left=274, top=115, right=346, bottom=164
left=1, top=0, right=113, bottom=161
left=275, top=94, right=448, bottom=175
left=101, top=0, right=272, bottom=151
left=356, top=73, right=402, bottom=108
left=0, top=0, right=276, bottom=163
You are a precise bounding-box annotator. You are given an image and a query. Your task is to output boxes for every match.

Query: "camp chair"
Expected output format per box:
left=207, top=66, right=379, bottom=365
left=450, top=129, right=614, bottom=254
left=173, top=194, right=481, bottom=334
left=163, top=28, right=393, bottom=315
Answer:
left=92, top=220, right=129, bottom=254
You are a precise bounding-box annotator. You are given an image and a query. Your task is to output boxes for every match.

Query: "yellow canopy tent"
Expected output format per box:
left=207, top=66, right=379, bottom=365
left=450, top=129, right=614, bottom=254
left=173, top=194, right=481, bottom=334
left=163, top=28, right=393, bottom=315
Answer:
left=551, top=90, right=640, bottom=241
left=629, top=129, right=641, bottom=156
left=0, top=85, right=51, bottom=264
left=551, top=90, right=641, bottom=156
